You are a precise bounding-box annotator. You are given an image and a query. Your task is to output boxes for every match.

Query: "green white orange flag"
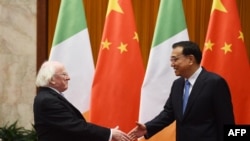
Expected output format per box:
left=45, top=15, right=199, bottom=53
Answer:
left=201, top=0, right=250, bottom=124
left=49, top=0, right=94, bottom=118
left=90, top=0, right=145, bottom=132
left=139, top=0, right=189, bottom=140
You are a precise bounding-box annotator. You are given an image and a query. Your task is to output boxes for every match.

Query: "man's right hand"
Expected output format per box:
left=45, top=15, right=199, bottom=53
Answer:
left=128, top=122, right=147, bottom=140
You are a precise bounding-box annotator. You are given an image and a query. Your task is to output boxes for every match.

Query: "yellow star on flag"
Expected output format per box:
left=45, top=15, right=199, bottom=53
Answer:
left=204, top=39, right=214, bottom=51
left=238, top=31, right=244, bottom=41
left=117, top=42, right=128, bottom=53
left=221, top=42, right=232, bottom=54
left=101, top=38, right=112, bottom=50
left=211, top=0, right=227, bottom=13
left=133, top=32, right=139, bottom=42
left=106, top=0, right=123, bottom=17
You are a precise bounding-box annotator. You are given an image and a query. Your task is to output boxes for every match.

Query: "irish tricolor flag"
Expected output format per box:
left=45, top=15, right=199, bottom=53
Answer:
left=139, top=0, right=189, bottom=140
left=49, top=0, right=94, bottom=118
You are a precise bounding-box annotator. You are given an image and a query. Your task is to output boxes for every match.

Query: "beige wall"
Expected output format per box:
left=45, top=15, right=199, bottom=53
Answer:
left=0, top=0, right=37, bottom=129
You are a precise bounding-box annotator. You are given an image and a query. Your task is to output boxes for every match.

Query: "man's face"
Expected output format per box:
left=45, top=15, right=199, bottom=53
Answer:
left=170, top=46, right=191, bottom=77
left=51, top=66, right=70, bottom=93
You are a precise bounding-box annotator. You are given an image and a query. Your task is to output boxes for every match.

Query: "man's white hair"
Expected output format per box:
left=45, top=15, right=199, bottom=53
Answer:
left=35, top=61, right=60, bottom=87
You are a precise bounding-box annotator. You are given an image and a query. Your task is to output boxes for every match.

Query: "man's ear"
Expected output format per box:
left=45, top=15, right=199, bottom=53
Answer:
left=189, top=55, right=195, bottom=65
left=50, top=78, right=56, bottom=85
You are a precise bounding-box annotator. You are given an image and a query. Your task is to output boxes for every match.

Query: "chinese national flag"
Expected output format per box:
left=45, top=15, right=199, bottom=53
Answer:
left=201, top=0, right=250, bottom=124
left=90, top=0, right=145, bottom=132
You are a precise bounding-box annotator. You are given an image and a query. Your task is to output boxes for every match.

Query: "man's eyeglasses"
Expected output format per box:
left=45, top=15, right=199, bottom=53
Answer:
left=55, top=72, right=69, bottom=77
left=170, top=55, right=185, bottom=63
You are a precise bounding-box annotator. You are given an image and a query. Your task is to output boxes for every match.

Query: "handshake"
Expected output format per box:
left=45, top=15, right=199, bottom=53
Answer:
left=111, top=122, right=147, bottom=141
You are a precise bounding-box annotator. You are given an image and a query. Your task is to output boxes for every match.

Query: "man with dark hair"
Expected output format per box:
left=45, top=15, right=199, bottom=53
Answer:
left=129, top=41, right=235, bottom=141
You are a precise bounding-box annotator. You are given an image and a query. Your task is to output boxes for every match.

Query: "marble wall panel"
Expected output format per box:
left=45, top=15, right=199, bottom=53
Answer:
left=0, top=0, right=37, bottom=129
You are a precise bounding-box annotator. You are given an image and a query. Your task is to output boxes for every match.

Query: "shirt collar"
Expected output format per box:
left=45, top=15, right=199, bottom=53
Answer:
left=47, top=87, right=61, bottom=95
left=187, top=66, right=202, bottom=86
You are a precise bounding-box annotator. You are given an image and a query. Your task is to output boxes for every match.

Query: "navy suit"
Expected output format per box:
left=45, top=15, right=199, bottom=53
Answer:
left=33, top=87, right=110, bottom=141
left=144, top=68, right=235, bottom=141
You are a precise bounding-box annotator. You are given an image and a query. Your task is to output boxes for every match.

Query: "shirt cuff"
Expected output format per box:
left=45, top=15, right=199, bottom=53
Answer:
left=109, top=129, right=112, bottom=141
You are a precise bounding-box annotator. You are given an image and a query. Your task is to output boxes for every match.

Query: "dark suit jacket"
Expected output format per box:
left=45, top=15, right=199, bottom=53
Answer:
left=144, top=68, right=235, bottom=141
left=33, top=87, right=110, bottom=141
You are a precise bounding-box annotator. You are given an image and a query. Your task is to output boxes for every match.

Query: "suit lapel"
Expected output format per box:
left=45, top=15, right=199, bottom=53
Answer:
left=55, top=92, right=84, bottom=117
left=174, top=78, right=186, bottom=120
left=42, top=87, right=84, bottom=119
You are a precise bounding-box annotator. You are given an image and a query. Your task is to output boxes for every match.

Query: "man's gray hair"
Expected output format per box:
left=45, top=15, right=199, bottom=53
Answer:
left=35, top=61, right=57, bottom=87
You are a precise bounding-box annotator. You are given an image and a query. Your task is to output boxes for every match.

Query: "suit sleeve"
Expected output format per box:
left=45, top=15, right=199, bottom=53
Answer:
left=38, top=96, right=111, bottom=141
left=212, top=77, right=235, bottom=140
left=144, top=90, right=176, bottom=139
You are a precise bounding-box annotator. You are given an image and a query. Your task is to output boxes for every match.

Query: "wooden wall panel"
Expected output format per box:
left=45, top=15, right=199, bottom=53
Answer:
left=184, top=0, right=212, bottom=49
left=84, top=0, right=108, bottom=64
left=237, top=0, right=250, bottom=57
left=37, top=0, right=48, bottom=71
left=132, top=0, right=159, bottom=66
left=43, top=0, right=250, bottom=68
left=47, top=0, right=60, bottom=54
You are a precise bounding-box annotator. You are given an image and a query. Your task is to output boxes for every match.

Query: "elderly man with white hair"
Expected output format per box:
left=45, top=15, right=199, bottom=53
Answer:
left=33, top=61, right=131, bottom=141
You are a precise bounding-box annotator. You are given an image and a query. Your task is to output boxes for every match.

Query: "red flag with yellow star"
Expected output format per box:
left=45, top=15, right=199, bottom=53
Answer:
left=201, top=0, right=250, bottom=124
left=90, top=0, right=145, bottom=132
